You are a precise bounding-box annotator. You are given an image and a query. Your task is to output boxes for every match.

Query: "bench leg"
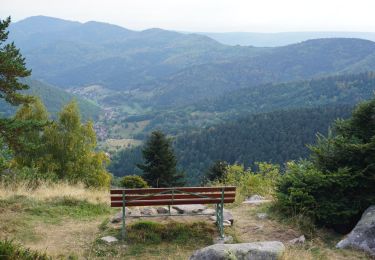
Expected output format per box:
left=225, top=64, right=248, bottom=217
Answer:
left=216, top=202, right=224, bottom=238
left=122, top=191, right=126, bottom=240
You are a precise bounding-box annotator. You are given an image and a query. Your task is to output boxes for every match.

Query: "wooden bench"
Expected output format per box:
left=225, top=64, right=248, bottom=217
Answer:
left=110, top=186, right=236, bottom=239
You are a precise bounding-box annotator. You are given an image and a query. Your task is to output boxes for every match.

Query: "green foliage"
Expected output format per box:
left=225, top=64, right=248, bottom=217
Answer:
left=0, top=239, right=50, bottom=260
left=137, top=131, right=185, bottom=187
left=0, top=166, right=57, bottom=190
left=126, top=221, right=215, bottom=245
left=0, top=17, right=32, bottom=106
left=213, top=163, right=280, bottom=202
left=38, top=101, right=111, bottom=187
left=276, top=98, right=375, bottom=231
left=110, top=106, right=352, bottom=184
left=119, top=175, right=148, bottom=188
left=204, top=161, right=228, bottom=184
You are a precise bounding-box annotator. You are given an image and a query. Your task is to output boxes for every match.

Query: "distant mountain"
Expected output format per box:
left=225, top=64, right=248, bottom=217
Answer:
left=9, top=16, right=259, bottom=90
left=199, top=31, right=375, bottom=47
left=148, top=39, right=375, bottom=106
left=0, top=78, right=101, bottom=120
left=9, top=16, right=375, bottom=107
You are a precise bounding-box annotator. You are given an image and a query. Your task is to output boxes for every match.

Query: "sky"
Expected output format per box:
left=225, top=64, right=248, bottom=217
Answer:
left=1, top=0, right=375, bottom=32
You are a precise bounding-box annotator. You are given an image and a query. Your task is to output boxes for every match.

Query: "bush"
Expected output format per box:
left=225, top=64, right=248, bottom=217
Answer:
left=276, top=98, right=375, bottom=232
left=276, top=161, right=358, bottom=231
left=119, top=175, right=149, bottom=189
left=0, top=239, right=50, bottom=260
left=213, top=162, right=280, bottom=202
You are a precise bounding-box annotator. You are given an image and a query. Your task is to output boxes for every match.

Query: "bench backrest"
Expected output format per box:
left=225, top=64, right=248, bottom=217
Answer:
left=110, top=186, right=236, bottom=207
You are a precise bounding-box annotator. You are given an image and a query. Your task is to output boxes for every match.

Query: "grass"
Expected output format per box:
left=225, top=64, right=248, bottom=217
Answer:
left=89, top=220, right=217, bottom=259
left=0, top=239, right=50, bottom=260
left=0, top=181, right=372, bottom=259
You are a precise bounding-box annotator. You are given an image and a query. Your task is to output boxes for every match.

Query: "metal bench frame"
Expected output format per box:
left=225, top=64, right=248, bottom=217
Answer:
left=110, top=186, right=236, bottom=240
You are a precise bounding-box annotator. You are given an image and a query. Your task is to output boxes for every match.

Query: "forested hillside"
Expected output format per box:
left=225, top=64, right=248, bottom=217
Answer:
left=110, top=105, right=353, bottom=183
left=142, top=72, right=375, bottom=136
left=0, top=78, right=101, bottom=120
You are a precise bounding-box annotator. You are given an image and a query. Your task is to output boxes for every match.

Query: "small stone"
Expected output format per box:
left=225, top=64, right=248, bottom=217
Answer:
left=202, top=208, right=216, bottom=215
left=213, top=235, right=234, bottom=244
left=156, top=207, right=169, bottom=214
left=101, top=236, right=118, bottom=243
left=223, top=220, right=232, bottom=226
left=209, top=210, right=234, bottom=225
left=140, top=207, right=157, bottom=215
left=257, top=213, right=268, bottom=220
left=172, top=204, right=207, bottom=214
left=242, top=194, right=271, bottom=205
left=288, top=235, right=306, bottom=245
left=111, top=208, right=131, bottom=223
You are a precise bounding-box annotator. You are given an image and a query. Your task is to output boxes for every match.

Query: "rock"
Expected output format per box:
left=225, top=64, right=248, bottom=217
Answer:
left=202, top=208, right=216, bottom=215
left=131, top=207, right=141, bottom=217
left=100, top=236, right=118, bottom=243
left=190, top=241, right=285, bottom=260
left=223, top=220, right=232, bottom=226
left=288, top=235, right=305, bottom=245
left=242, top=194, right=272, bottom=205
left=213, top=235, right=233, bottom=244
left=257, top=213, right=268, bottom=220
left=111, top=208, right=131, bottom=223
left=156, top=207, right=169, bottom=214
left=140, top=207, right=157, bottom=216
left=209, top=210, right=234, bottom=225
left=172, top=204, right=207, bottom=214
left=336, top=205, right=375, bottom=256
left=155, top=206, right=178, bottom=215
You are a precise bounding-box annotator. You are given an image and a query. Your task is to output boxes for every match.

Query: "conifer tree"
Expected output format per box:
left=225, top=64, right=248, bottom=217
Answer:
left=0, top=16, right=43, bottom=151
left=137, top=130, right=185, bottom=187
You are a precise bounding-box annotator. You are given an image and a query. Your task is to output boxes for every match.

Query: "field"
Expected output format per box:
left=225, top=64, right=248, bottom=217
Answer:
left=0, top=183, right=371, bottom=259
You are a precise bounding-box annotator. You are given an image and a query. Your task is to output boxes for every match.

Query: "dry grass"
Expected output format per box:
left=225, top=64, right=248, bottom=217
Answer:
left=0, top=181, right=109, bottom=205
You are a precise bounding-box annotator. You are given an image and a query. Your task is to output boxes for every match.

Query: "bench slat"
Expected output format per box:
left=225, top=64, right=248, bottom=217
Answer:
left=110, top=186, right=236, bottom=195
left=111, top=192, right=236, bottom=202
left=111, top=197, right=235, bottom=207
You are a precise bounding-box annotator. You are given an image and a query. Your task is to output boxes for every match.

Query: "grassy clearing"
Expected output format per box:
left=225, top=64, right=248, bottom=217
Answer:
left=89, top=220, right=217, bottom=259
left=0, top=182, right=113, bottom=259
left=0, top=182, right=372, bottom=259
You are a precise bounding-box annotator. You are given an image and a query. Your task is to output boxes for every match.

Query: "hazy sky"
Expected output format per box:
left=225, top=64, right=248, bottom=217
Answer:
left=2, top=0, right=375, bottom=32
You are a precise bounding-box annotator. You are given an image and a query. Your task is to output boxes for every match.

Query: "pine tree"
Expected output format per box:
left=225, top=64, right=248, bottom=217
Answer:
left=137, top=131, right=185, bottom=187
left=0, top=17, right=42, bottom=152
left=204, top=161, right=228, bottom=183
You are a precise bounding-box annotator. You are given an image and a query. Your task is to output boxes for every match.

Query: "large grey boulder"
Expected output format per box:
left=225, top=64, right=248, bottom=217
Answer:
left=336, top=205, right=375, bottom=256
left=173, top=204, right=207, bottom=214
left=190, top=241, right=285, bottom=260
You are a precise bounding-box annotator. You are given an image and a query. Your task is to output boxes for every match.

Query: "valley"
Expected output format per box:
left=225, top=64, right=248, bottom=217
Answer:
left=3, top=15, right=375, bottom=184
